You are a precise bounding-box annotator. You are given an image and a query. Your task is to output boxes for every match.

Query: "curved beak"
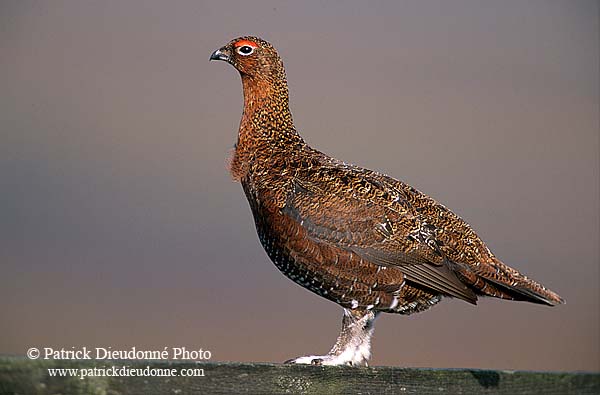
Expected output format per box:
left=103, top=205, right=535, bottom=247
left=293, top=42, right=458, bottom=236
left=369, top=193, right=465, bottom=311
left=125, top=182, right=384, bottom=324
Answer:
left=210, top=48, right=230, bottom=62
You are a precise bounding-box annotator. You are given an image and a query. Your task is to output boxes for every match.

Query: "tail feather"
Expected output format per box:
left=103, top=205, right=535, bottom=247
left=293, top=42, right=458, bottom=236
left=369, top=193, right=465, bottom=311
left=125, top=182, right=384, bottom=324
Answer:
left=483, top=276, right=564, bottom=306
left=457, top=258, right=565, bottom=306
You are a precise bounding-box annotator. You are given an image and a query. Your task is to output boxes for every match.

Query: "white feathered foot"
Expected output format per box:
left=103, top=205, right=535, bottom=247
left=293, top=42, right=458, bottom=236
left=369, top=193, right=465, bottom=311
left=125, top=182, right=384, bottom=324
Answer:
left=285, top=309, right=379, bottom=367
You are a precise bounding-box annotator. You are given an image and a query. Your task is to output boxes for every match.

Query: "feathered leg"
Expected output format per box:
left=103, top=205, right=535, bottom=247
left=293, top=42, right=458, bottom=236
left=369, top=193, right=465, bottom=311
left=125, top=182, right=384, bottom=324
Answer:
left=285, top=308, right=379, bottom=366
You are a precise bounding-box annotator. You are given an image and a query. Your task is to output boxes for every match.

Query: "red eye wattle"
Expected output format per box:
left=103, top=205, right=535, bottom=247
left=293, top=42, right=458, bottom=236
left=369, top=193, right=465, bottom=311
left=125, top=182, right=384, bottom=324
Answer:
left=234, top=39, right=258, bottom=48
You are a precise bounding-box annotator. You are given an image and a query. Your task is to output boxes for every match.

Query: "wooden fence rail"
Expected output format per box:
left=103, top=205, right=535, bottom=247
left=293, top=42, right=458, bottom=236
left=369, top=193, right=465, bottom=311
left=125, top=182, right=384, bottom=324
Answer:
left=1, top=357, right=598, bottom=394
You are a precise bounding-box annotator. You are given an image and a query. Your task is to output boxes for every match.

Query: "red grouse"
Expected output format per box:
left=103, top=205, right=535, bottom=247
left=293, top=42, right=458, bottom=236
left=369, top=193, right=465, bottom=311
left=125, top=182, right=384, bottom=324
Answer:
left=210, top=36, right=564, bottom=366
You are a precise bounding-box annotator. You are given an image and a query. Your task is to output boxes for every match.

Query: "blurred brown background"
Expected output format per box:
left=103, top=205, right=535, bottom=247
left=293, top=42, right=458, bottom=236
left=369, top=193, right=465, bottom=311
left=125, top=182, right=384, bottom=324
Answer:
left=1, top=1, right=598, bottom=371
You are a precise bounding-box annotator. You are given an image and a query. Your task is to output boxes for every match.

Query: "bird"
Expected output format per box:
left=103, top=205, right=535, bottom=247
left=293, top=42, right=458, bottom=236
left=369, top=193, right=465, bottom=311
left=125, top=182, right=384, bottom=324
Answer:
left=210, top=36, right=564, bottom=367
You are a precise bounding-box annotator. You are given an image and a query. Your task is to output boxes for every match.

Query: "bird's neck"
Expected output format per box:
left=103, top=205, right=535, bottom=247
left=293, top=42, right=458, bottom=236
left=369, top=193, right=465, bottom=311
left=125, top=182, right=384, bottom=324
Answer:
left=240, top=73, right=295, bottom=137
left=230, top=73, right=304, bottom=180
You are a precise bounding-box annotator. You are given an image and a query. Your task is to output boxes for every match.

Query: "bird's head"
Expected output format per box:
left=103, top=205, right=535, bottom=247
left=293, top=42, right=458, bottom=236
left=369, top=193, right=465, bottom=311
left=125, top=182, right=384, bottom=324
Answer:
left=210, top=36, right=285, bottom=80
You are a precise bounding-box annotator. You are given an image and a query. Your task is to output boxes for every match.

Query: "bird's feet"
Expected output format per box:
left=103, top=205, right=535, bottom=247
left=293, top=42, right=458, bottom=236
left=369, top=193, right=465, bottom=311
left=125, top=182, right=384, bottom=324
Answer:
left=284, top=349, right=369, bottom=367
left=284, top=309, right=377, bottom=367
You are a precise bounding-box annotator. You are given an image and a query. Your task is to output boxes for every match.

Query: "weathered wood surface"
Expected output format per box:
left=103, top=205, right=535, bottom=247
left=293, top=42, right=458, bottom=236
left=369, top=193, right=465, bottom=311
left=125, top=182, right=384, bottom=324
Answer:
left=1, top=357, right=598, bottom=395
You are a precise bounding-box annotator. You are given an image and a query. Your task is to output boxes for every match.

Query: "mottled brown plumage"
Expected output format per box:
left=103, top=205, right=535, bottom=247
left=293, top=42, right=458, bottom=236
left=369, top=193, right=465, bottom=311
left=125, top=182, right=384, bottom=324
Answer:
left=210, top=36, right=564, bottom=366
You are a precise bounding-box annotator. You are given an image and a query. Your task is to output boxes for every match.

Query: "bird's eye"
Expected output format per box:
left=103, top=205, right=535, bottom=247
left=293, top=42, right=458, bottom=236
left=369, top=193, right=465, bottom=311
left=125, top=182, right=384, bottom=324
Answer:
left=237, top=45, right=254, bottom=56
